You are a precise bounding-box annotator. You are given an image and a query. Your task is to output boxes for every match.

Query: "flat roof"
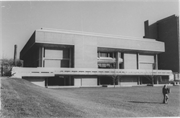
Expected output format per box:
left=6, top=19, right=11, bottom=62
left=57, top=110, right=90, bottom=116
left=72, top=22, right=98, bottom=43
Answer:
left=37, top=28, right=157, bottom=42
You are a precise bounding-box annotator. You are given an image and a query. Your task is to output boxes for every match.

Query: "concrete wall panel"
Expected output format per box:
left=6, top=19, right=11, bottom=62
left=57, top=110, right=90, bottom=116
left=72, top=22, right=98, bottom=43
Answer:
left=45, top=49, right=63, bottom=59
left=139, top=63, right=153, bottom=70
left=139, top=55, right=154, bottom=63
left=124, top=53, right=137, bottom=69
left=74, top=78, right=81, bottom=87
left=119, top=82, right=137, bottom=86
left=35, top=30, right=164, bottom=53
left=44, top=60, right=60, bottom=67
left=74, top=36, right=97, bottom=68
left=82, top=78, right=97, bottom=86
left=97, top=37, right=164, bottom=52
left=74, top=76, right=97, bottom=86
left=36, top=31, right=75, bottom=45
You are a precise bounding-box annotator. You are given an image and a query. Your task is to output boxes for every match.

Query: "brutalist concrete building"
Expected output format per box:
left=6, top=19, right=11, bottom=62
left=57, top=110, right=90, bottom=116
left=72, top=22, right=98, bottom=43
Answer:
left=144, top=15, right=179, bottom=81
left=14, top=28, right=172, bottom=87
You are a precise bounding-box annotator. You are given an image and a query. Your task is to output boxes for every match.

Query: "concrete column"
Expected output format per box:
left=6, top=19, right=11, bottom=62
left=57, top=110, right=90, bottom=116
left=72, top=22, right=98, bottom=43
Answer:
left=137, top=77, right=140, bottom=85
left=116, top=52, right=120, bottom=69
left=71, top=76, right=74, bottom=86
left=38, top=47, right=42, bottom=67
left=121, top=53, right=124, bottom=69
left=69, top=76, right=71, bottom=85
left=140, top=77, right=142, bottom=84
left=155, top=76, right=159, bottom=84
left=139, top=77, right=141, bottom=85
left=157, top=77, right=159, bottom=84
left=98, top=77, right=101, bottom=85
left=69, top=48, right=71, bottom=68
left=64, top=77, right=66, bottom=86
left=154, top=54, right=158, bottom=69
left=137, top=53, right=139, bottom=69
left=119, top=76, right=121, bottom=85
left=117, top=76, right=119, bottom=85
left=81, top=78, right=82, bottom=86
left=45, top=78, right=48, bottom=88
left=42, top=47, right=44, bottom=67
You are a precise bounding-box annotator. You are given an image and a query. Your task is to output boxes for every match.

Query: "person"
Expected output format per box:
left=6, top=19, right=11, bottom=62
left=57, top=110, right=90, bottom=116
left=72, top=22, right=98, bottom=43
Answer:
left=162, top=84, right=170, bottom=104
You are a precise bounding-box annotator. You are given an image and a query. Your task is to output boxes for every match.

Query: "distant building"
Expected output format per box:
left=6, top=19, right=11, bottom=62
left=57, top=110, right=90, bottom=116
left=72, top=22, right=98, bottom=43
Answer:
left=144, top=15, right=180, bottom=81
left=13, top=28, right=172, bottom=87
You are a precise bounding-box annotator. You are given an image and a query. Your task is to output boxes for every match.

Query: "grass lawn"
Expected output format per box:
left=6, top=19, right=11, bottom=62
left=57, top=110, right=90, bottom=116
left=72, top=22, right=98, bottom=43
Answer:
left=1, top=77, right=180, bottom=117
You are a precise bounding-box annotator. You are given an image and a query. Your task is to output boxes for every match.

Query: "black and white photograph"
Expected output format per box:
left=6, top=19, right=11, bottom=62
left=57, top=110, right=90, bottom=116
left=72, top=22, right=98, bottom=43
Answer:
left=0, top=0, right=180, bottom=117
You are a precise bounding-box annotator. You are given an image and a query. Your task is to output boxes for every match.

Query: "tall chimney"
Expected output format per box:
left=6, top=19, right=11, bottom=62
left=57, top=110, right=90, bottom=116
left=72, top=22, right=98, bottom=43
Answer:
left=13, top=45, right=17, bottom=66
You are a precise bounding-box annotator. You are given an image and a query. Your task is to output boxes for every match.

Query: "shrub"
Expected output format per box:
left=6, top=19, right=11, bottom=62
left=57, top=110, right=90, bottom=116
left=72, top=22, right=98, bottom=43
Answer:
left=0, top=58, right=23, bottom=76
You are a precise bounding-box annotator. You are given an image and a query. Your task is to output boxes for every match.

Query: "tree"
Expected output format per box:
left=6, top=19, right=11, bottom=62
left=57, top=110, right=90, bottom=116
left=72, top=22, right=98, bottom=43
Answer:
left=111, top=69, right=119, bottom=88
left=146, top=64, right=158, bottom=85
left=0, top=58, right=23, bottom=76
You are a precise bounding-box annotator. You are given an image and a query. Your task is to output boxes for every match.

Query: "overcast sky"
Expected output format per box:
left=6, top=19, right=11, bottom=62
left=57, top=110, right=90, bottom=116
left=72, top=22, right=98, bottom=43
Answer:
left=1, top=0, right=179, bottom=59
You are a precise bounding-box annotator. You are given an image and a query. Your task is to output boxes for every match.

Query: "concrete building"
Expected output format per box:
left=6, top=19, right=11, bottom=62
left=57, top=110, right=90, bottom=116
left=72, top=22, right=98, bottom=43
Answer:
left=13, top=28, right=173, bottom=87
left=144, top=15, right=180, bottom=81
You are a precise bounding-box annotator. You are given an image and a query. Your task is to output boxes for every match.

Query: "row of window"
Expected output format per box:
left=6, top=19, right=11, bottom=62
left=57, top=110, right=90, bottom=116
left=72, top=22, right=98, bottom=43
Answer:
left=97, top=52, right=156, bottom=69
left=97, top=52, right=117, bottom=58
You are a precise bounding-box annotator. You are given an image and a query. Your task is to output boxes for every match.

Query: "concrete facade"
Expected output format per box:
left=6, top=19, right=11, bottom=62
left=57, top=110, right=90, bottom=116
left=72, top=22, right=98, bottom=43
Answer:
left=144, top=15, right=180, bottom=81
left=19, top=28, right=172, bottom=87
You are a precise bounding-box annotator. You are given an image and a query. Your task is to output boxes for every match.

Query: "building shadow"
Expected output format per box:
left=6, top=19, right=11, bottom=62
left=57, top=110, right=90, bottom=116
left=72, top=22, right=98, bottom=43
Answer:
left=129, top=101, right=163, bottom=104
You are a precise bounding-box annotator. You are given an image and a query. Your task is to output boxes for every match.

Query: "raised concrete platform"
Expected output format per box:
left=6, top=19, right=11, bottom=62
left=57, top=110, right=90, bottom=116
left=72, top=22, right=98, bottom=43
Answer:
left=12, top=67, right=173, bottom=78
left=47, top=84, right=176, bottom=89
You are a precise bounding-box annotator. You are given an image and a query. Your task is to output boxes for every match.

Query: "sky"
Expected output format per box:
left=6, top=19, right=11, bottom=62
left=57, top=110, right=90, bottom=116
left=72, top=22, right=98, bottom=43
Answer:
left=0, top=0, right=179, bottom=59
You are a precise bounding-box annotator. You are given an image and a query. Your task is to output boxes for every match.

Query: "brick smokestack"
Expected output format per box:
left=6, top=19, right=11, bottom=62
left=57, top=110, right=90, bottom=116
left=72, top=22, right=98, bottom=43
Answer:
left=13, top=45, right=17, bottom=66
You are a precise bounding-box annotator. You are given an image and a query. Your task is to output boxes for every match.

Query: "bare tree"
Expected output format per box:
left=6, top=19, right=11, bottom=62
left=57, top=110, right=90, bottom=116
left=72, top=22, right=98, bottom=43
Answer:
left=111, top=69, right=119, bottom=88
left=146, top=64, right=156, bottom=85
